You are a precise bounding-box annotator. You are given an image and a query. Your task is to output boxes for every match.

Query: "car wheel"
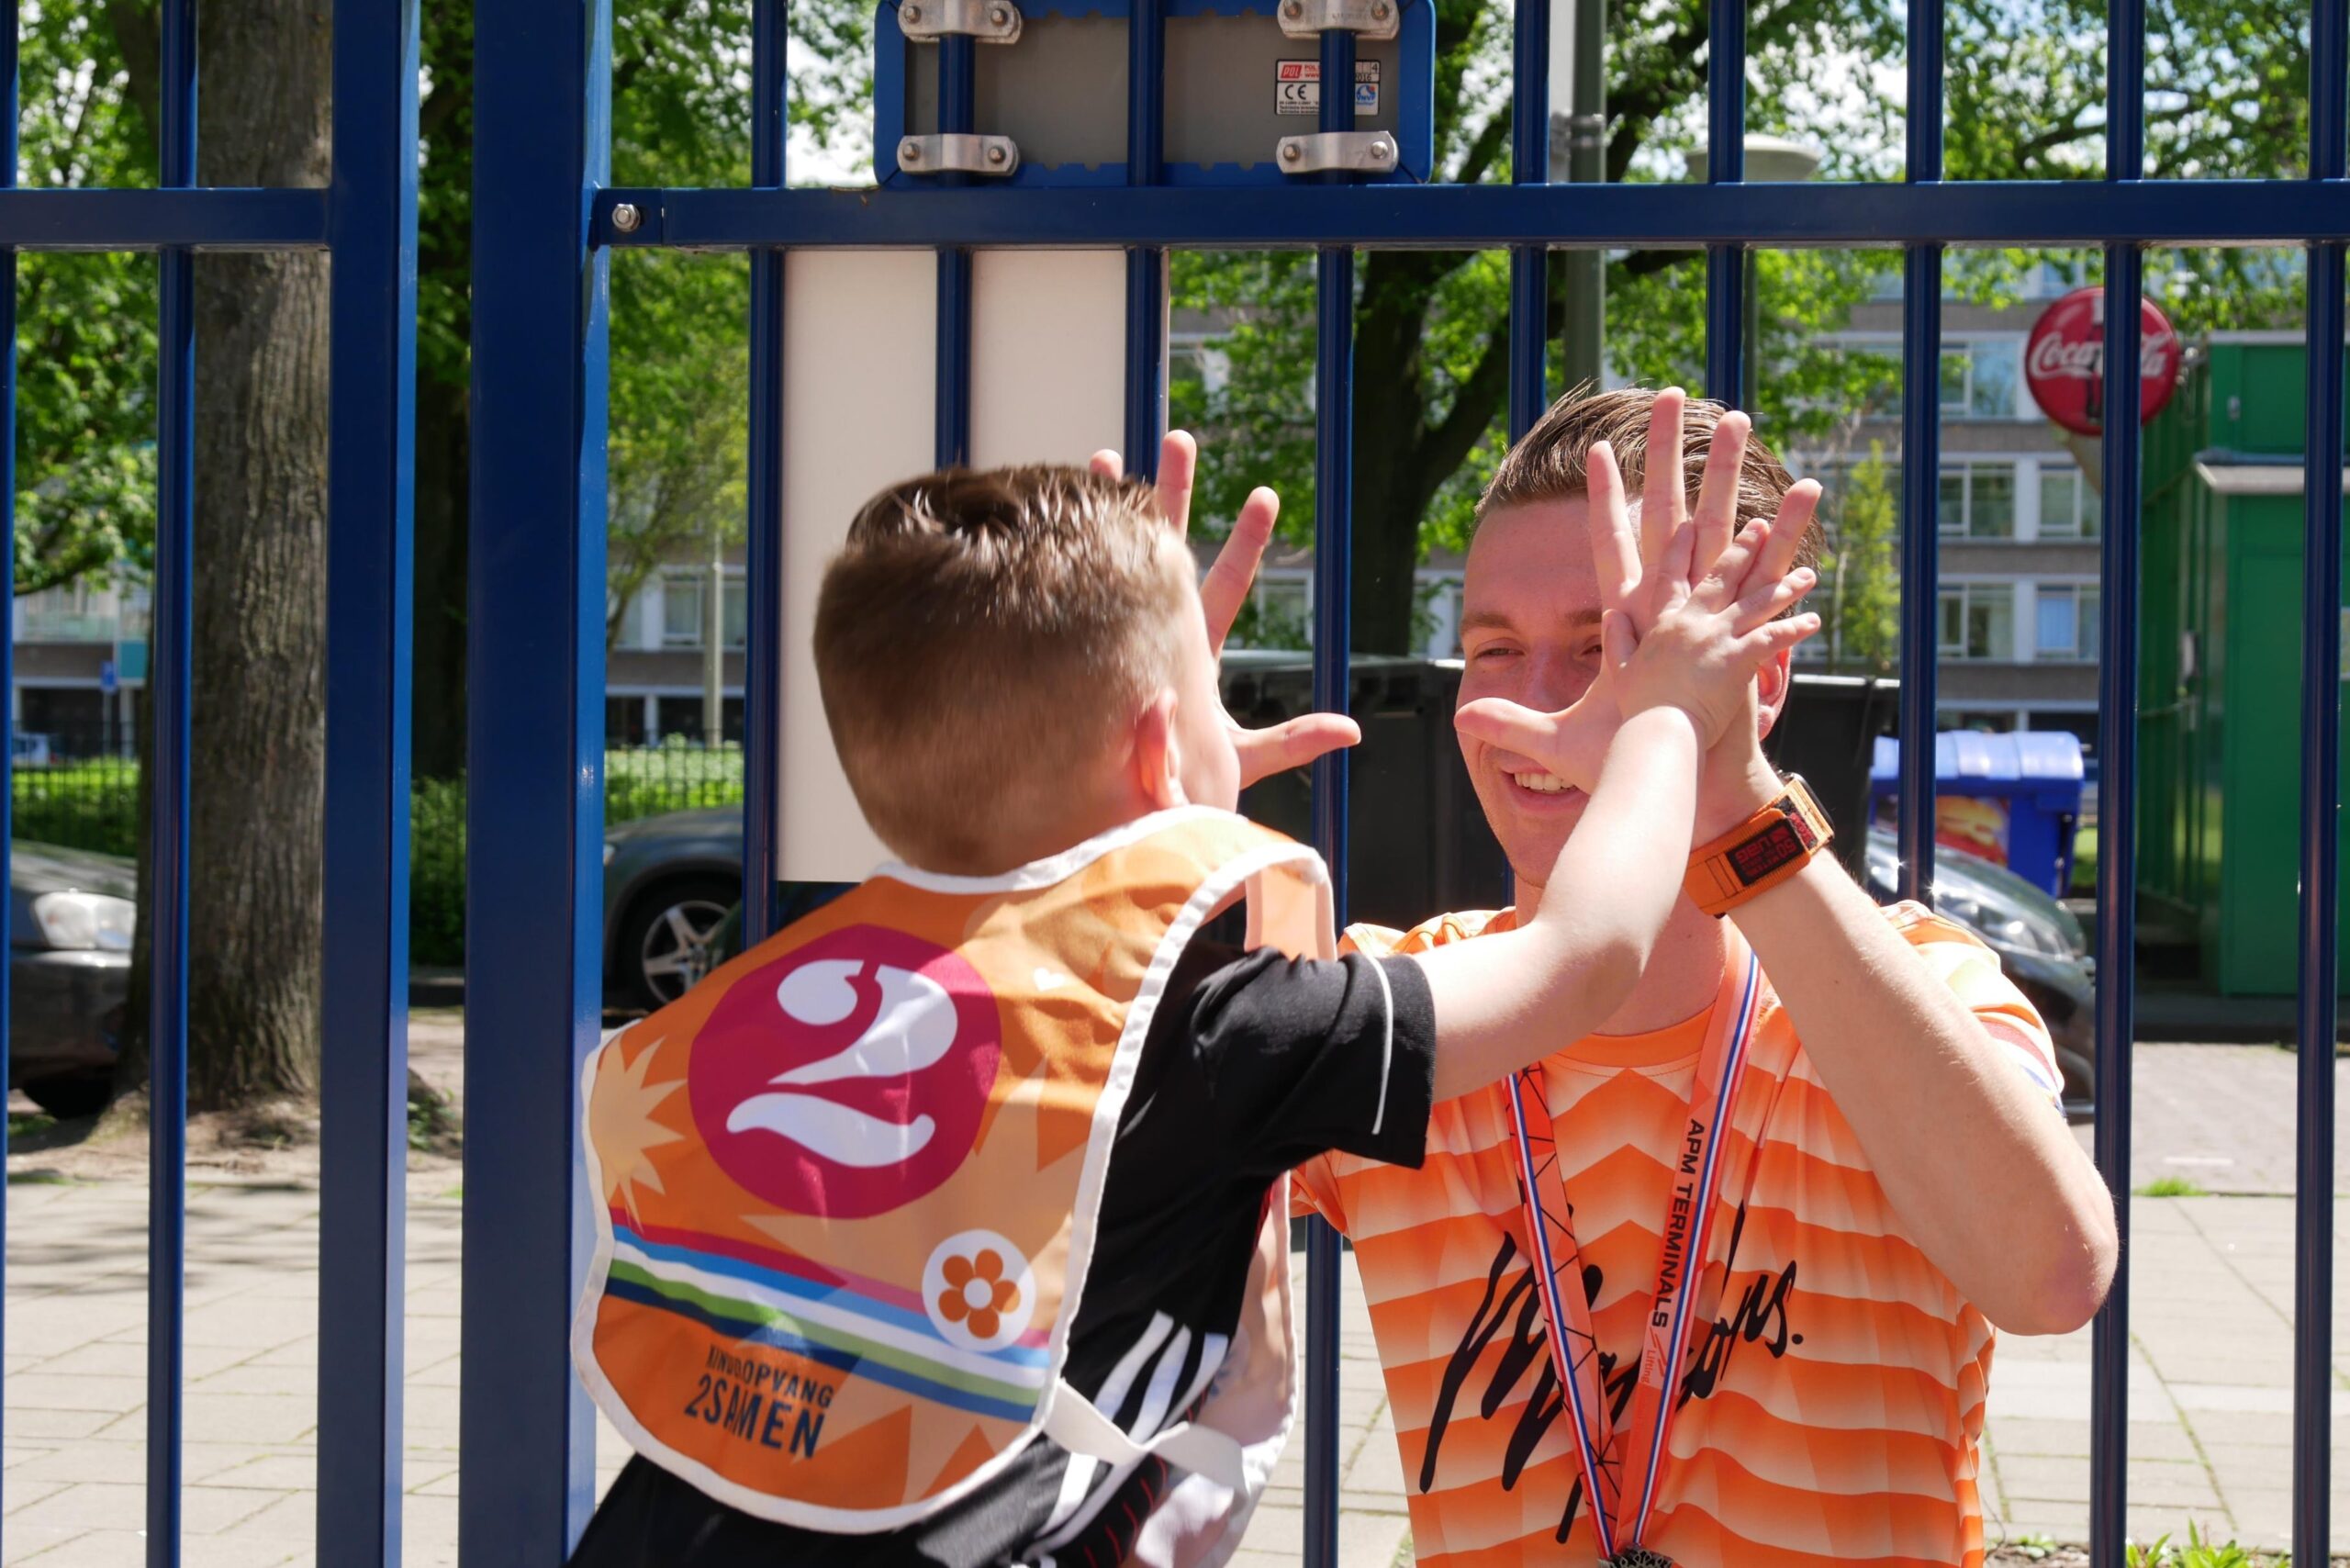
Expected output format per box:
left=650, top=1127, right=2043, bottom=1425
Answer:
left=618, top=876, right=739, bottom=1012
left=20, top=1070, right=112, bottom=1120
left=2053, top=1043, right=2096, bottom=1121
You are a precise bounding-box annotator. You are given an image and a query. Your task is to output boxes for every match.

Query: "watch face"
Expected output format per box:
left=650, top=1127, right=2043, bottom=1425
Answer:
left=1729, top=818, right=1808, bottom=886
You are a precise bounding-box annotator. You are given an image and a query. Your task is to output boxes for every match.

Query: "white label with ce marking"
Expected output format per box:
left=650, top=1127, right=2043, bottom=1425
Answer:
left=1275, top=60, right=1381, bottom=116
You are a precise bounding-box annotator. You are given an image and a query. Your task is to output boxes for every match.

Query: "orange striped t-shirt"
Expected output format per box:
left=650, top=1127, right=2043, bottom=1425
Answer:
left=1292, top=902, right=2062, bottom=1568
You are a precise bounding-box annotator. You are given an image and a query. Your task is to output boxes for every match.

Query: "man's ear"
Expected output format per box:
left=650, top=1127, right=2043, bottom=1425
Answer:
left=1754, top=647, right=1796, bottom=743
left=1132, top=687, right=1187, bottom=810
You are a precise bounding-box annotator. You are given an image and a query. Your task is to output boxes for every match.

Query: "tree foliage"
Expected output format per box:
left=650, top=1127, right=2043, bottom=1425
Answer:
left=1152, top=0, right=2317, bottom=652
left=15, top=1, right=157, bottom=599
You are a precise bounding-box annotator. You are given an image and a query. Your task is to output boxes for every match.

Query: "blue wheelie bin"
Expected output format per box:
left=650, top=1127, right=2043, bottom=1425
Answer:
left=1866, top=732, right=2087, bottom=899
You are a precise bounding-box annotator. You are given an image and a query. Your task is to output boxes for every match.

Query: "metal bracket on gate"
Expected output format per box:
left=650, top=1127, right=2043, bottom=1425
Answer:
left=898, top=0, right=1023, bottom=41
left=1275, top=130, right=1398, bottom=175
left=1276, top=0, right=1400, bottom=40
left=898, top=133, right=1024, bottom=176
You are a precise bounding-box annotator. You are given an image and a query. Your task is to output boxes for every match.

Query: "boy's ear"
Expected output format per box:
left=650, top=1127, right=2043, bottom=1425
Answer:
left=1132, top=687, right=1187, bottom=810
left=1754, top=647, right=1795, bottom=742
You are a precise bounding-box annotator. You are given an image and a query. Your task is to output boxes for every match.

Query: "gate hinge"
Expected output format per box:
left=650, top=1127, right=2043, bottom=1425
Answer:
left=898, top=0, right=1024, bottom=41
left=1275, top=130, right=1398, bottom=175
left=898, top=133, right=1024, bottom=176
left=1276, top=0, right=1400, bottom=39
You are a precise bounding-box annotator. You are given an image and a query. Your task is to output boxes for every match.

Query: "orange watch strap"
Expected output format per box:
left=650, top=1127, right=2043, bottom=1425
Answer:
left=1684, top=777, right=1834, bottom=917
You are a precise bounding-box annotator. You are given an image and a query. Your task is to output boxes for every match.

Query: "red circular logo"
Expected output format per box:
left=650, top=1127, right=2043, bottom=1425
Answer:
left=2025, top=286, right=2183, bottom=437
left=688, top=925, right=1002, bottom=1219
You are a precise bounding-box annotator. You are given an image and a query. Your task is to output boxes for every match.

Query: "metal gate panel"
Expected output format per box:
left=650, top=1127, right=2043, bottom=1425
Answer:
left=0, top=0, right=420, bottom=1562
left=968, top=249, right=1131, bottom=466
left=470, top=0, right=2350, bottom=1549
left=777, top=249, right=936, bottom=885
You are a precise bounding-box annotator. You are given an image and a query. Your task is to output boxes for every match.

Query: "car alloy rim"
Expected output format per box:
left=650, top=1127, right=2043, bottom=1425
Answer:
left=639, top=897, right=731, bottom=1002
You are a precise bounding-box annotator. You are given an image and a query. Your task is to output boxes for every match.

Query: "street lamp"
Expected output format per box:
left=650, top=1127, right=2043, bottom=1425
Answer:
left=1686, top=135, right=1824, bottom=410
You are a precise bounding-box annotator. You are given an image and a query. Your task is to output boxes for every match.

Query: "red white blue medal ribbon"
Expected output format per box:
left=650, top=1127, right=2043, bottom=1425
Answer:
left=1506, top=941, right=1762, bottom=1565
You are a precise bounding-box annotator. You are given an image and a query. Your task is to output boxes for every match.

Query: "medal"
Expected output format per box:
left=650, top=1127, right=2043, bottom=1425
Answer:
left=1508, top=939, right=1762, bottom=1567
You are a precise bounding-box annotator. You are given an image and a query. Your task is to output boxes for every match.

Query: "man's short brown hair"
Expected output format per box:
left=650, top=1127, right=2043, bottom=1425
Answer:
left=1479, top=386, right=1821, bottom=574
left=814, top=465, right=1191, bottom=868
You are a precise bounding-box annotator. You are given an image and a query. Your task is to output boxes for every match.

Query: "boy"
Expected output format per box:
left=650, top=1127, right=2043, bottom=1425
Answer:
left=566, top=456, right=1817, bottom=1567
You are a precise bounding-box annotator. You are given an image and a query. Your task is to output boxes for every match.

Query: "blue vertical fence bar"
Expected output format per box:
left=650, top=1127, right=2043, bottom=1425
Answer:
left=743, top=0, right=789, bottom=941
left=1125, top=0, right=1168, bottom=476
left=464, top=0, right=613, bottom=1553
left=2089, top=0, right=2147, bottom=1539
left=2295, top=0, right=2347, bottom=1552
left=1701, top=0, right=1743, bottom=405
left=318, top=0, right=421, bottom=1558
left=2296, top=244, right=2344, bottom=1568
left=1302, top=20, right=1358, bottom=1566
left=1895, top=0, right=1943, bottom=907
left=147, top=0, right=197, bottom=1554
left=934, top=28, right=977, bottom=467
left=1507, top=0, right=1548, bottom=435
left=0, top=0, right=17, bottom=1518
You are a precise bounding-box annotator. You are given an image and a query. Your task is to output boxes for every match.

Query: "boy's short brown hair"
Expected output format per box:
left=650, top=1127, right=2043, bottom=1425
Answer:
left=814, top=465, right=1192, bottom=868
left=1479, top=387, right=1821, bottom=574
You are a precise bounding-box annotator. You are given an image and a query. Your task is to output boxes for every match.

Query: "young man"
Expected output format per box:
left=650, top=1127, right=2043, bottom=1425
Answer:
left=1289, top=389, right=2119, bottom=1568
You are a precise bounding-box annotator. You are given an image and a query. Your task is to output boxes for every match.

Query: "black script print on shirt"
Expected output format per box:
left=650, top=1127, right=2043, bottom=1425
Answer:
left=1419, top=1206, right=1804, bottom=1545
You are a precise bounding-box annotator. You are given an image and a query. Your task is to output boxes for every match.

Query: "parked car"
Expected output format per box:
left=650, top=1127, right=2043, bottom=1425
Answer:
left=601, top=807, right=744, bottom=1011
left=1863, top=826, right=2096, bottom=1121
left=11, top=841, right=133, bottom=1117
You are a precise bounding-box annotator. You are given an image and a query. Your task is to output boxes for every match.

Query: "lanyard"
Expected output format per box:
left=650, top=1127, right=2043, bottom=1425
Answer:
left=1506, top=940, right=1762, bottom=1565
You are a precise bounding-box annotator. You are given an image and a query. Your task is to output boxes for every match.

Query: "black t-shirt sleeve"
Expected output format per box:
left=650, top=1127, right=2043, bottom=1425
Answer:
left=1127, top=939, right=1437, bottom=1181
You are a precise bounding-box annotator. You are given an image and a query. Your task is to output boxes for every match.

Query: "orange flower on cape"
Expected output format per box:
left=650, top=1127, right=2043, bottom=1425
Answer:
left=936, top=1247, right=1023, bottom=1341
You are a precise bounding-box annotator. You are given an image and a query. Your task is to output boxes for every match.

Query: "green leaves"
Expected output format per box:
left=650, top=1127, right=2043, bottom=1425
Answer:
left=15, top=5, right=158, bottom=599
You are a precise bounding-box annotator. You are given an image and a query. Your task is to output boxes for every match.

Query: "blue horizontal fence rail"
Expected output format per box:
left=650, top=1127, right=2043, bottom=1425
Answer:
left=555, top=0, right=2348, bottom=1557
left=0, top=1, right=414, bottom=1564
left=592, top=179, right=2350, bottom=250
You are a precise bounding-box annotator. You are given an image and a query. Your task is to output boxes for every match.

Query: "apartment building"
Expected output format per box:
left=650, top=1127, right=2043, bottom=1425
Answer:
left=10, top=577, right=146, bottom=757
left=604, top=551, right=750, bottom=745
left=1189, top=278, right=2107, bottom=748
left=1795, top=270, right=2103, bottom=747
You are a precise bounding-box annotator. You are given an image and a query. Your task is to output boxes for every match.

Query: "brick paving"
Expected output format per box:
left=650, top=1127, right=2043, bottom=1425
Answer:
left=3, top=1041, right=2345, bottom=1563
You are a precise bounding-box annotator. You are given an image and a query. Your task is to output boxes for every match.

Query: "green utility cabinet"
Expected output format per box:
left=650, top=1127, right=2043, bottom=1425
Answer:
left=2138, top=341, right=2350, bottom=995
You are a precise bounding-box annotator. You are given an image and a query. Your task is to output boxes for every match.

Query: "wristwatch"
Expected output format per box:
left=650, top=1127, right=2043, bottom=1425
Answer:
left=1683, top=773, right=1835, bottom=918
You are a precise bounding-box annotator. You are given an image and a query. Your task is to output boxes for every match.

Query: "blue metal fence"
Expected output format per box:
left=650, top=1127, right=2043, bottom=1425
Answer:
left=0, top=0, right=419, bottom=1564
left=0, top=0, right=2341, bottom=1562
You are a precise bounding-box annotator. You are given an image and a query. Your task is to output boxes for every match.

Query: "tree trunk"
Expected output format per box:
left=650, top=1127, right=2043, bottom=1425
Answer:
left=177, top=0, right=332, bottom=1107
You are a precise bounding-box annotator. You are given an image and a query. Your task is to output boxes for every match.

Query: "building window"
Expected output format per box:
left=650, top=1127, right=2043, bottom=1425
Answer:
left=1939, top=463, right=2017, bottom=539
left=1938, top=583, right=2015, bottom=661
left=1940, top=709, right=2022, bottom=733
left=662, top=577, right=703, bottom=648
left=2036, top=584, right=2099, bottom=661
left=723, top=580, right=748, bottom=650
left=1229, top=576, right=1311, bottom=650
left=1940, top=341, right=2022, bottom=420
left=2038, top=464, right=2100, bottom=539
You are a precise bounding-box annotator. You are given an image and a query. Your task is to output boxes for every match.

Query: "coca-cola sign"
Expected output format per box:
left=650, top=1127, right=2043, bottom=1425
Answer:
left=2024, top=286, right=2184, bottom=437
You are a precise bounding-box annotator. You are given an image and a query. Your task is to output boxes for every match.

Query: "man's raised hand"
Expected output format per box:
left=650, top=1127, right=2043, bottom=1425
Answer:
left=1589, top=392, right=1821, bottom=638
left=1090, top=431, right=1362, bottom=789
left=1456, top=512, right=1818, bottom=772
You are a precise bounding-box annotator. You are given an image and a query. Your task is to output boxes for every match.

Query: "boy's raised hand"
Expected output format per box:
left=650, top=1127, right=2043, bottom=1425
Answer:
left=1090, top=431, right=1362, bottom=789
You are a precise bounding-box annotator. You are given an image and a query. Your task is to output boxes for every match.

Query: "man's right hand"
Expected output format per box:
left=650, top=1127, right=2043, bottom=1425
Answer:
left=1610, top=518, right=1819, bottom=746
left=1456, top=510, right=1818, bottom=769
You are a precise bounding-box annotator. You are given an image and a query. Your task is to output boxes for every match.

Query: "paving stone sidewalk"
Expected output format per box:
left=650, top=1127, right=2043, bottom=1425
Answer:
left=5, top=1041, right=2347, bottom=1563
